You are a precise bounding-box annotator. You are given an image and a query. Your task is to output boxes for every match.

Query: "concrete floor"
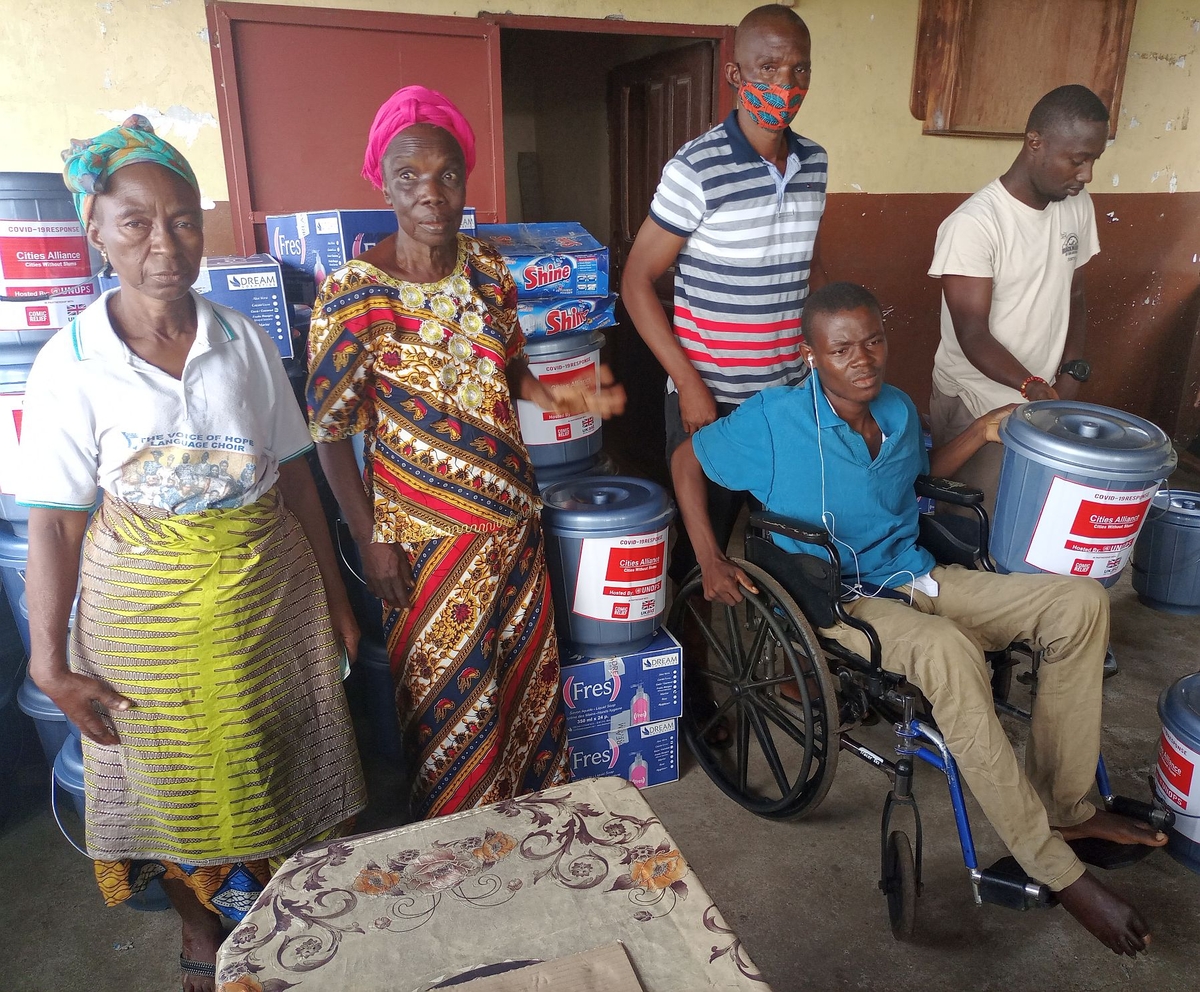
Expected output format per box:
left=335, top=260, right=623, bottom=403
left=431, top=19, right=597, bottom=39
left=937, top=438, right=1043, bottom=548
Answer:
left=2, top=561, right=1198, bottom=989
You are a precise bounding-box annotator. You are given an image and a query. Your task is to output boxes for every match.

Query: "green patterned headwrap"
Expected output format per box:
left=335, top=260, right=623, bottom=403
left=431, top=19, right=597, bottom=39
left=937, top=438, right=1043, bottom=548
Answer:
left=61, top=114, right=199, bottom=226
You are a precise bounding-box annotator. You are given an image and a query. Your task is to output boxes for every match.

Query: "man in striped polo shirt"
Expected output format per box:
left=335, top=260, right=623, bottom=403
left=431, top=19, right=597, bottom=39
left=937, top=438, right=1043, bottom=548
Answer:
left=623, top=3, right=827, bottom=592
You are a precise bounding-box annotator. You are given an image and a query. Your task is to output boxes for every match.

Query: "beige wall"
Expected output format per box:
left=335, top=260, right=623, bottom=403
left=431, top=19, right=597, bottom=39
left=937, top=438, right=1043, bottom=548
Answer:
left=1, top=0, right=1197, bottom=204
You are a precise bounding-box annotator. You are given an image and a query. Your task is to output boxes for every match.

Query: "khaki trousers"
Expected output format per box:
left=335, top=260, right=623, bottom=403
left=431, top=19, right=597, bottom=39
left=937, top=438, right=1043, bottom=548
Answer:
left=929, top=385, right=1005, bottom=518
left=822, top=564, right=1109, bottom=890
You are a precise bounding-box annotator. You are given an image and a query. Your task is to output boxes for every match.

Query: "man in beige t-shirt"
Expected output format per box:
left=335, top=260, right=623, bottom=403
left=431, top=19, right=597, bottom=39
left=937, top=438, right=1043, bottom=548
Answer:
left=928, top=85, right=1108, bottom=513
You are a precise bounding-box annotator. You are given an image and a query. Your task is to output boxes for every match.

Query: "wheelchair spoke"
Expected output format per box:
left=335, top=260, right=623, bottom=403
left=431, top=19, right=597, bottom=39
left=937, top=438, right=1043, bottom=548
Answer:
left=691, top=667, right=735, bottom=689
left=754, top=692, right=820, bottom=752
left=742, top=673, right=801, bottom=691
left=739, top=604, right=773, bottom=682
left=725, top=602, right=746, bottom=673
left=683, top=600, right=736, bottom=675
left=745, top=701, right=791, bottom=798
left=694, top=692, right=738, bottom=742
left=736, top=703, right=751, bottom=795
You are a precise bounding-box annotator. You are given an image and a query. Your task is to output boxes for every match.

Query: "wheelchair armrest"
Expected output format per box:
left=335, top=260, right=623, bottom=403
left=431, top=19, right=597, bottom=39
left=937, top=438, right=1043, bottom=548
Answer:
left=915, top=475, right=984, bottom=507
left=748, top=510, right=832, bottom=547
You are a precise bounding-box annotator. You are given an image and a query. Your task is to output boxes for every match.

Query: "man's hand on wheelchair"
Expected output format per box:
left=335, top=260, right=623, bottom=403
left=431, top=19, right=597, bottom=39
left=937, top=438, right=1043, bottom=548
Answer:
left=700, top=553, right=759, bottom=605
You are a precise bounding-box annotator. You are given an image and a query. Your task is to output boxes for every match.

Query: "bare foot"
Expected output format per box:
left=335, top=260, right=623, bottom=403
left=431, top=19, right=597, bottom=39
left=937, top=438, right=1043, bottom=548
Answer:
left=1055, top=809, right=1169, bottom=848
left=180, top=911, right=223, bottom=992
left=1057, top=870, right=1150, bottom=956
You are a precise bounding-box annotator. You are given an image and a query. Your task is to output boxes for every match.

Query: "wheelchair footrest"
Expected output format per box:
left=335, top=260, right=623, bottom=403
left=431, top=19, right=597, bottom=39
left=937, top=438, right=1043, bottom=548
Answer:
left=1067, top=837, right=1159, bottom=871
left=1106, top=795, right=1175, bottom=832
left=977, top=857, right=1056, bottom=911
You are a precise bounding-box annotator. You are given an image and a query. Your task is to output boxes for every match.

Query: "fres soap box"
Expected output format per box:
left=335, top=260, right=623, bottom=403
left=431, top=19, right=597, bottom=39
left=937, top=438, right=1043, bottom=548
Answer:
left=99, top=254, right=292, bottom=358
left=517, top=294, right=618, bottom=339
left=568, top=719, right=679, bottom=789
left=559, top=627, right=682, bottom=737
left=266, top=207, right=476, bottom=307
left=477, top=223, right=609, bottom=299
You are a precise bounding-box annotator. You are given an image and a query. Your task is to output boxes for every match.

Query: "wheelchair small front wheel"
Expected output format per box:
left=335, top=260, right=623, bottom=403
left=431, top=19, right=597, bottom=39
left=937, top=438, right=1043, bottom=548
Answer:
left=882, top=829, right=918, bottom=941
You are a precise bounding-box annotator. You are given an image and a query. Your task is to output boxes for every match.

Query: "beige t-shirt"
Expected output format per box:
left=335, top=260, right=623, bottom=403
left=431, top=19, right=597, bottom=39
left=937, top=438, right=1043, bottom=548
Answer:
left=929, top=178, right=1100, bottom=418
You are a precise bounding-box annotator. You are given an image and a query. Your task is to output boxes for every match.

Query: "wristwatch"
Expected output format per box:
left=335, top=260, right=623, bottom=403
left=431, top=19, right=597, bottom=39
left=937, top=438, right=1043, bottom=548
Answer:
left=1057, top=359, right=1092, bottom=383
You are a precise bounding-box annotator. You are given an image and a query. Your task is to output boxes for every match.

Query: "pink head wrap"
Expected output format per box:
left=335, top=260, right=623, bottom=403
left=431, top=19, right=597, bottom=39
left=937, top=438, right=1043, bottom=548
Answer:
left=362, top=85, right=477, bottom=189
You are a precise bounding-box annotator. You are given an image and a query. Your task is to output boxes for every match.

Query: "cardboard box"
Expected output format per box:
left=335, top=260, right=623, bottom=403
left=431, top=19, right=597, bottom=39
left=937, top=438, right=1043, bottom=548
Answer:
left=477, top=223, right=610, bottom=299
left=266, top=207, right=476, bottom=306
left=568, top=718, right=679, bottom=789
left=560, top=628, right=682, bottom=737
left=99, top=254, right=293, bottom=358
left=517, top=294, right=618, bottom=339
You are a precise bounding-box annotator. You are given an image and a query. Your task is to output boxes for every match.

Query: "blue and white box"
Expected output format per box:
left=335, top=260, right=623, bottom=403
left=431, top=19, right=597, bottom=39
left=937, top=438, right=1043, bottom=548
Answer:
left=568, top=718, right=679, bottom=789
left=559, top=628, right=682, bottom=737
left=477, top=223, right=610, bottom=299
left=517, top=294, right=618, bottom=339
left=99, top=254, right=292, bottom=358
left=266, top=208, right=477, bottom=307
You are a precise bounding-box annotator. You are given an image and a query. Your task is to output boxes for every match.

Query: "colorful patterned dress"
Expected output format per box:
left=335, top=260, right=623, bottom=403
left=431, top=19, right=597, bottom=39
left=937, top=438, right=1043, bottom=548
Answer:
left=307, top=235, right=569, bottom=818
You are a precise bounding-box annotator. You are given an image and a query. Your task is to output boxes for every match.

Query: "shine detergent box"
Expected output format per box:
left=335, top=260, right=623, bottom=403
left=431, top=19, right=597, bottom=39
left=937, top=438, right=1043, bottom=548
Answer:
left=568, top=718, right=679, bottom=789
left=266, top=207, right=476, bottom=307
left=559, top=627, right=682, bottom=737
left=516, top=294, right=618, bottom=339
left=99, top=254, right=292, bottom=358
left=477, top=223, right=610, bottom=299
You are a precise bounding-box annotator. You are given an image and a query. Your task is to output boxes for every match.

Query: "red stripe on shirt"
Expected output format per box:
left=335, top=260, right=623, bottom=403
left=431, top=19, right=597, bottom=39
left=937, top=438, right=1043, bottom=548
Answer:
left=681, top=345, right=805, bottom=368
left=674, top=305, right=803, bottom=335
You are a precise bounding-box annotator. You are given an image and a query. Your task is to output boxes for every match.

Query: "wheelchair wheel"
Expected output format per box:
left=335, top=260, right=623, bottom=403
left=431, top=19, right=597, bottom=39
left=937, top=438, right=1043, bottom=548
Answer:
left=668, top=559, right=839, bottom=820
left=883, top=830, right=917, bottom=941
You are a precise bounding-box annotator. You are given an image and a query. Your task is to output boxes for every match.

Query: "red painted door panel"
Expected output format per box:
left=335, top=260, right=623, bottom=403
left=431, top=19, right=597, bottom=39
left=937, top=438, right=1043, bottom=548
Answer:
left=208, top=4, right=505, bottom=254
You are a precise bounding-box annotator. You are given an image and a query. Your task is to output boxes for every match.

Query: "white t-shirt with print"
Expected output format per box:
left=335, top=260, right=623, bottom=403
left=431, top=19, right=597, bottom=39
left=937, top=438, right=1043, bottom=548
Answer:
left=17, top=289, right=312, bottom=515
left=929, top=178, right=1100, bottom=418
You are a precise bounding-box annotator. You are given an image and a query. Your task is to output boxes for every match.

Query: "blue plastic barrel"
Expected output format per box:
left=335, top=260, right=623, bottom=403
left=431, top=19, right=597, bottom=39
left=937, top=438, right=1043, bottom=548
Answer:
left=52, top=735, right=171, bottom=910
left=0, top=519, right=29, bottom=651
left=541, top=476, right=675, bottom=655
left=0, top=343, right=49, bottom=537
left=1155, top=673, right=1200, bottom=874
left=17, top=674, right=78, bottom=768
left=534, top=450, right=617, bottom=494
left=992, top=402, right=1176, bottom=586
left=1131, top=491, right=1200, bottom=614
left=517, top=331, right=605, bottom=468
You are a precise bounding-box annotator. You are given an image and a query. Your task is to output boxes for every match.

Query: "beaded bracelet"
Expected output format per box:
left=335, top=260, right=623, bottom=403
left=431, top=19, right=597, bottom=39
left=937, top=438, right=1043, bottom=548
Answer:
left=1020, top=375, right=1047, bottom=399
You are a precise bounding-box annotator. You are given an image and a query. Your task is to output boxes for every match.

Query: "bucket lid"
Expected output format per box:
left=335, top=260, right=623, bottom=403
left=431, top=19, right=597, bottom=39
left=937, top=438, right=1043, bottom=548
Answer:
left=0, top=171, right=78, bottom=195
left=1000, top=400, right=1177, bottom=480
left=52, top=733, right=85, bottom=794
left=523, top=329, right=605, bottom=360
left=541, top=475, right=675, bottom=537
left=1159, top=672, right=1200, bottom=753
left=0, top=345, right=41, bottom=384
left=1146, top=489, right=1200, bottom=527
left=17, top=675, right=67, bottom=722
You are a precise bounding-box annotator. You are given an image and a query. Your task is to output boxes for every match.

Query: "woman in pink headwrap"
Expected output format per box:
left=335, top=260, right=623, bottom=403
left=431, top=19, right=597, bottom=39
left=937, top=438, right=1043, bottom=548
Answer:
left=307, top=86, right=625, bottom=818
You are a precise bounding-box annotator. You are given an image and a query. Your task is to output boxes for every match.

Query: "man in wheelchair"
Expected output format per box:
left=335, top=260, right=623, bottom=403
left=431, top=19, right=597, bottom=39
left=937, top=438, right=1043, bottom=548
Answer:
left=670, top=281, right=1167, bottom=955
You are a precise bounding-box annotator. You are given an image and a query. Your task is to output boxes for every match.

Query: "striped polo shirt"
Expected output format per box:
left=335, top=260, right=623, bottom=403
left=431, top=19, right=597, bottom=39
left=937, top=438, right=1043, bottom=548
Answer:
left=650, top=111, right=828, bottom=404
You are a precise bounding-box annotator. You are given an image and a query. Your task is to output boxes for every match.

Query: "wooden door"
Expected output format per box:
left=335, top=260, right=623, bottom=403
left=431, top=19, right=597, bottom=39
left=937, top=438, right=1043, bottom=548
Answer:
left=606, top=42, right=720, bottom=482
left=207, top=3, right=506, bottom=254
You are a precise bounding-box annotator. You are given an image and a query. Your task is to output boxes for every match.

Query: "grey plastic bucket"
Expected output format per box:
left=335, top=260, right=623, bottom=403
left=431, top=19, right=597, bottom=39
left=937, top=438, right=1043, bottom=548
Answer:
left=0, top=519, right=29, bottom=651
left=1154, top=673, right=1200, bottom=875
left=992, top=401, right=1176, bottom=586
left=534, top=450, right=617, bottom=494
left=0, top=345, right=40, bottom=535
left=51, top=735, right=171, bottom=910
left=0, top=172, right=98, bottom=339
left=541, top=476, right=675, bottom=655
left=517, top=331, right=604, bottom=468
left=17, top=675, right=79, bottom=769
left=1131, top=490, right=1200, bottom=613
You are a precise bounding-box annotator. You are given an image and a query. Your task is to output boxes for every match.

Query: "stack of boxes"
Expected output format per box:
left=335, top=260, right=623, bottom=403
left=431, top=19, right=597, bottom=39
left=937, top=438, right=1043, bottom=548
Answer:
left=559, top=628, right=683, bottom=789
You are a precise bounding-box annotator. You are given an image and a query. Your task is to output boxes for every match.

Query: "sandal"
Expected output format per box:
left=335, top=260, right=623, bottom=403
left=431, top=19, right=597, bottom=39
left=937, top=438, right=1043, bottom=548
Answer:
left=180, top=955, right=216, bottom=979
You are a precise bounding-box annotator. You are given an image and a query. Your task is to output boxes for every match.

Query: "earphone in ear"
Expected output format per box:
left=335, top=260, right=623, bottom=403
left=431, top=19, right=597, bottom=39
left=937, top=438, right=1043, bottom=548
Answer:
left=807, top=358, right=814, bottom=368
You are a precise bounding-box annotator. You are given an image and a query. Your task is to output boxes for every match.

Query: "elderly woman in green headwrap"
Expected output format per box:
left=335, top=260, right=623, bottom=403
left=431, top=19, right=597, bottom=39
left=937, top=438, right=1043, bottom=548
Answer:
left=18, top=116, right=366, bottom=991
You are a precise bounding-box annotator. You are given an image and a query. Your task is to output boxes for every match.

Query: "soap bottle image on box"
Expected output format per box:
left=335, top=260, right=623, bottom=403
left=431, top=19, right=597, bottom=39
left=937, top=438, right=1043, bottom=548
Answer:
left=630, top=753, right=649, bottom=789
left=631, top=685, right=649, bottom=725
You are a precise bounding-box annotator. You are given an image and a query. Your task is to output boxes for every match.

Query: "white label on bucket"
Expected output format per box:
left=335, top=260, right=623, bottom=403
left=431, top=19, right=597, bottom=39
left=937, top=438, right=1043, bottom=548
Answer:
left=0, top=390, right=25, bottom=495
left=1156, top=726, right=1199, bottom=841
left=1023, top=476, right=1158, bottom=578
left=0, top=220, right=93, bottom=285
left=572, top=528, right=669, bottom=623
left=516, top=349, right=599, bottom=446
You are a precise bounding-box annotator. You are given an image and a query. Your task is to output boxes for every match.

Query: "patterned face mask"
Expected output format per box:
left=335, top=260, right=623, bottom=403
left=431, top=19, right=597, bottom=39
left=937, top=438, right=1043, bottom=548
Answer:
left=737, top=80, right=807, bottom=131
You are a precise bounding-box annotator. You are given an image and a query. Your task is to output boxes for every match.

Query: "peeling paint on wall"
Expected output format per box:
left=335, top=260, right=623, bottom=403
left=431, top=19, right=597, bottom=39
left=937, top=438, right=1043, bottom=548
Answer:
left=1112, top=173, right=1120, bottom=186
left=1170, top=172, right=1179, bottom=193
left=100, top=104, right=217, bottom=145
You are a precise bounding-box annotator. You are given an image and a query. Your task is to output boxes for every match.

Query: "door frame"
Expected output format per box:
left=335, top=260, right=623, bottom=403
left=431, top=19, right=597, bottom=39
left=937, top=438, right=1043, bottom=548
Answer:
left=484, top=13, right=735, bottom=121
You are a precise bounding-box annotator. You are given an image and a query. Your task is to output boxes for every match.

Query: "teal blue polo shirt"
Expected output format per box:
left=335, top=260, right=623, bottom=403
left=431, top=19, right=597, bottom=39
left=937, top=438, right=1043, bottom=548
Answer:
left=691, top=377, right=935, bottom=590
